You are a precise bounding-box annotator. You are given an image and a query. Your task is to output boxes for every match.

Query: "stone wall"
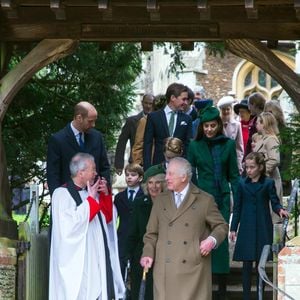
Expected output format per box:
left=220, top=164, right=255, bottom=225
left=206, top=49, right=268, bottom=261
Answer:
left=197, top=50, right=242, bottom=104
left=0, top=246, right=16, bottom=300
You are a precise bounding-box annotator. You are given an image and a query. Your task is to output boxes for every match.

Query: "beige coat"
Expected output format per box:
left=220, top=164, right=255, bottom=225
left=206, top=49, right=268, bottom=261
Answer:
left=254, top=134, right=282, bottom=223
left=132, top=116, right=147, bottom=165
left=254, top=134, right=282, bottom=200
left=142, top=184, right=228, bottom=300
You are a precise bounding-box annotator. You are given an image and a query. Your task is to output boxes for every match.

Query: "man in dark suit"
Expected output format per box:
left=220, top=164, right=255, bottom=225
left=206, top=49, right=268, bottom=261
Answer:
left=143, top=83, right=192, bottom=171
left=114, top=94, right=155, bottom=175
left=47, top=101, right=110, bottom=195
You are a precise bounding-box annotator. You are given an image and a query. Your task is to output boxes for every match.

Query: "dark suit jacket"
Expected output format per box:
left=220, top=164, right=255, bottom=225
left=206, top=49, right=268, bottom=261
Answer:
left=114, top=111, right=144, bottom=170
left=143, top=109, right=192, bottom=170
left=46, top=123, right=110, bottom=195
left=114, top=187, right=144, bottom=261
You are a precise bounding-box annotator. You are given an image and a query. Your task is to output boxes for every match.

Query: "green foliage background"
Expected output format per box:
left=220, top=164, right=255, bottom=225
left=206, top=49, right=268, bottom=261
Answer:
left=3, top=42, right=142, bottom=190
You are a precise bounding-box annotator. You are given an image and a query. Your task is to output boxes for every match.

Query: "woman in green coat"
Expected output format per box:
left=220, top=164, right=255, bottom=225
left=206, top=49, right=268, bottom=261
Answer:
left=126, top=166, right=165, bottom=300
left=187, top=105, right=240, bottom=299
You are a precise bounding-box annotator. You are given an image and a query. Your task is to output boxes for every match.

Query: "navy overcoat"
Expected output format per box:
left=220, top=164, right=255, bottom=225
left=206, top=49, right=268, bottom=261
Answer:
left=230, top=176, right=283, bottom=261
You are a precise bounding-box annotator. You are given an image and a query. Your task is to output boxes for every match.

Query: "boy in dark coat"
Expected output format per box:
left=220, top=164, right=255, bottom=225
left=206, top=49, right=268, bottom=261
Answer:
left=114, top=163, right=144, bottom=278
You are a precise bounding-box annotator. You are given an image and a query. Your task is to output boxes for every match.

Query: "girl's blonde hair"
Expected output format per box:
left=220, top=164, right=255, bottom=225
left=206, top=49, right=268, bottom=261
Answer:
left=163, top=137, right=183, bottom=159
left=257, top=112, right=279, bottom=137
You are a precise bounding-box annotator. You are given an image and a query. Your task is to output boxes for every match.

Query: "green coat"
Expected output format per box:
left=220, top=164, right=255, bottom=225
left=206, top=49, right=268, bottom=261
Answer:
left=126, top=195, right=153, bottom=300
left=187, top=136, right=240, bottom=273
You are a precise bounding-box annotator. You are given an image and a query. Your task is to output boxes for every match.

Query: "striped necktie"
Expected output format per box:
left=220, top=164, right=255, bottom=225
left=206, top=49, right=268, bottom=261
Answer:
left=168, top=111, right=175, bottom=136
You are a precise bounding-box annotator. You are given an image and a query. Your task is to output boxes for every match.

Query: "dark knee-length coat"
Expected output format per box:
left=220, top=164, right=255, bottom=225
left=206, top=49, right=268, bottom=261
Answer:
left=187, top=136, right=240, bottom=273
left=230, top=176, right=283, bottom=261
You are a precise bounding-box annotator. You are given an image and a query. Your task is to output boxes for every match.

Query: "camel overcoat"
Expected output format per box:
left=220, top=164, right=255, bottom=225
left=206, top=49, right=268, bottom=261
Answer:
left=142, top=184, right=228, bottom=300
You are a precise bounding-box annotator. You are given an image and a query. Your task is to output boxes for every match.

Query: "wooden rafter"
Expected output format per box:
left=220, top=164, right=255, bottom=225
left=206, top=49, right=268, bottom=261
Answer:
left=1, top=0, right=17, bottom=18
left=197, top=0, right=211, bottom=20
left=0, top=1, right=300, bottom=41
left=295, top=0, right=300, bottom=20
left=245, top=0, right=258, bottom=19
left=147, top=0, right=160, bottom=22
left=50, top=0, right=66, bottom=20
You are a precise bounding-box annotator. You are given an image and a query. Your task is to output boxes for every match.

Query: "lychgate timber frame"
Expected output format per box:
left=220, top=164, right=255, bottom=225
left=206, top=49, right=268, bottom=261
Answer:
left=1, top=1, right=300, bottom=42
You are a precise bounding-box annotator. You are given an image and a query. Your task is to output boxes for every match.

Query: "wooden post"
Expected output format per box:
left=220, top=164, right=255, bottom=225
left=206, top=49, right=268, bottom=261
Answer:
left=0, top=39, right=78, bottom=239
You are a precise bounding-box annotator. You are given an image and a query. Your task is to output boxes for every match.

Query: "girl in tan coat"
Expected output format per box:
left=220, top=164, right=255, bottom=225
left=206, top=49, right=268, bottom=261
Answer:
left=254, top=112, right=282, bottom=222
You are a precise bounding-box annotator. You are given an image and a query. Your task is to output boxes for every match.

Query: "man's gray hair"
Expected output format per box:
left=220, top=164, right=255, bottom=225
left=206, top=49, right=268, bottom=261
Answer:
left=168, top=157, right=193, bottom=181
left=69, top=153, right=95, bottom=178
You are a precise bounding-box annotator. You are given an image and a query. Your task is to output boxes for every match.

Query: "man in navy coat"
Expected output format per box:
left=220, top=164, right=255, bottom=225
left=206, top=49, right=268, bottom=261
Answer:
left=46, top=101, right=110, bottom=195
left=143, top=83, right=192, bottom=171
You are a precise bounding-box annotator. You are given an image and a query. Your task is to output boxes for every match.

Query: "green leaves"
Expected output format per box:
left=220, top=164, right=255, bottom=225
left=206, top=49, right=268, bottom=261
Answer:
left=3, top=42, right=142, bottom=190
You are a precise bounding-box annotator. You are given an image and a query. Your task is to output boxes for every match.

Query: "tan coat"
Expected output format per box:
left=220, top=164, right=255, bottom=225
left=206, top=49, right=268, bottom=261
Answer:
left=254, top=134, right=282, bottom=223
left=132, top=116, right=147, bottom=165
left=142, top=184, right=228, bottom=300
left=254, top=134, right=282, bottom=201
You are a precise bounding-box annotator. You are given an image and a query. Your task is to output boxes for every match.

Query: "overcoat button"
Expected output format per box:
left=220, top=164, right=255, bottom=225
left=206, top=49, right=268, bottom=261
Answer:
left=182, top=260, right=186, bottom=263
left=167, top=241, right=172, bottom=245
left=169, top=223, right=173, bottom=227
left=183, top=241, right=187, bottom=245
left=185, top=223, right=189, bottom=227
left=192, top=205, right=196, bottom=209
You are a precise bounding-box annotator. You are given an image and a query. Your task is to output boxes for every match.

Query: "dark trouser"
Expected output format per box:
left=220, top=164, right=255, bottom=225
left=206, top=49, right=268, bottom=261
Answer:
left=213, top=274, right=228, bottom=300
left=242, top=261, right=265, bottom=300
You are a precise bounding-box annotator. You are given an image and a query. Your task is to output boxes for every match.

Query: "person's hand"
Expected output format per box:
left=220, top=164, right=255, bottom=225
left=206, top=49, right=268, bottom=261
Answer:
left=140, top=256, right=153, bottom=269
left=87, top=177, right=101, bottom=199
left=98, top=177, right=108, bottom=195
left=115, top=168, right=123, bottom=176
left=229, top=231, right=237, bottom=242
left=199, top=237, right=215, bottom=256
left=279, top=208, right=289, bottom=219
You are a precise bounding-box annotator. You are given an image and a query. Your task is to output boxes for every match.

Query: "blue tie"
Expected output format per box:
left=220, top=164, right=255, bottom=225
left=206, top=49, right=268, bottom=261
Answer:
left=78, top=132, right=85, bottom=149
left=128, top=190, right=135, bottom=201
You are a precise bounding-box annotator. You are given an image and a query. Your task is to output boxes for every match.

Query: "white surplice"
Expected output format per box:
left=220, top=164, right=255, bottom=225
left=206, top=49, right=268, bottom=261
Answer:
left=49, top=187, right=125, bottom=300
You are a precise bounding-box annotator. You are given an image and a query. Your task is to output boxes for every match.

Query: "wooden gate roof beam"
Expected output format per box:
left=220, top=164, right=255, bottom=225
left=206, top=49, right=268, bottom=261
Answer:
left=197, top=0, right=211, bottom=20
left=295, top=0, right=300, bottom=19
left=1, top=0, right=18, bottom=18
left=147, top=0, right=160, bottom=22
left=50, top=0, right=66, bottom=20
left=245, top=0, right=258, bottom=19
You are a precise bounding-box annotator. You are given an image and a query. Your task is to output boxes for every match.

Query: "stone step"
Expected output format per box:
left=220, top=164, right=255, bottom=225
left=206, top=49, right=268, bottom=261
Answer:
left=212, top=287, right=273, bottom=300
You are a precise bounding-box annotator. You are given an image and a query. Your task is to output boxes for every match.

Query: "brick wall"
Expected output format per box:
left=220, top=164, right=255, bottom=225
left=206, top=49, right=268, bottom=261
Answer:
left=196, top=49, right=242, bottom=104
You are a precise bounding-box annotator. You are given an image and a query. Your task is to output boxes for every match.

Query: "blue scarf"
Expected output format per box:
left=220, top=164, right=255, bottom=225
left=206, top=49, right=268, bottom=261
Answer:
left=203, top=134, right=229, bottom=208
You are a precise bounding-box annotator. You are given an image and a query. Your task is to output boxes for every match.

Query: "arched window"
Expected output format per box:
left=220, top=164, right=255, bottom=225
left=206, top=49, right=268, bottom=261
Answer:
left=232, top=51, right=295, bottom=100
